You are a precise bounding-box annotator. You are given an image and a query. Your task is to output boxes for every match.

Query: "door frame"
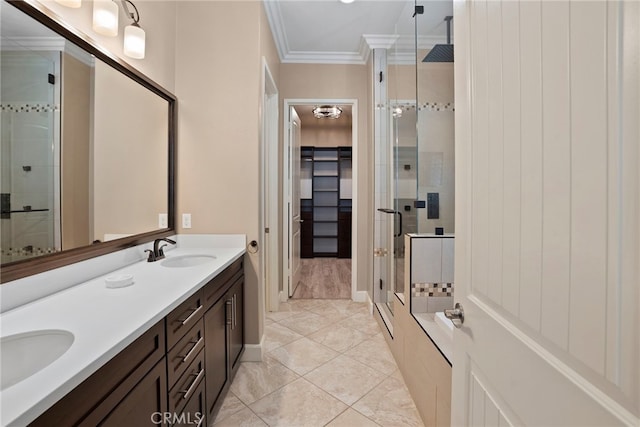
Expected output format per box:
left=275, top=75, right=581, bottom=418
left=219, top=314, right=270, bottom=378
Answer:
left=260, top=58, right=280, bottom=313
left=282, top=98, right=359, bottom=302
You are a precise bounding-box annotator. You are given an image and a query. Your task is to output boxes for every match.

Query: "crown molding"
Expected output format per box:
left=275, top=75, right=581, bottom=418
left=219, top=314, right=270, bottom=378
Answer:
left=263, top=0, right=447, bottom=65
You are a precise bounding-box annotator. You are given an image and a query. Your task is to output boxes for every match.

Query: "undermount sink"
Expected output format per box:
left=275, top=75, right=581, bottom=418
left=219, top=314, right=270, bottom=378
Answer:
left=161, top=254, right=216, bottom=268
left=1, top=330, right=74, bottom=390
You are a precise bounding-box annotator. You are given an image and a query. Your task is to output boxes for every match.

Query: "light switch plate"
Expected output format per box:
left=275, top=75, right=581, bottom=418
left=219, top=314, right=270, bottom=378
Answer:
left=158, top=213, right=168, bottom=228
left=182, top=213, right=192, bottom=229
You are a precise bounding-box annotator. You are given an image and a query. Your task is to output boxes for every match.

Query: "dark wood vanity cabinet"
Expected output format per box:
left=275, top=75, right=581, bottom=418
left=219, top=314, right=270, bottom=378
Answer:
left=29, top=257, right=244, bottom=427
left=30, top=321, right=167, bottom=427
left=203, top=258, right=245, bottom=422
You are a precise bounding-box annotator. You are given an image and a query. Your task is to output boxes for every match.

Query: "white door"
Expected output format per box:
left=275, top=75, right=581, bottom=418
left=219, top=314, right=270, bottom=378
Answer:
left=288, top=106, right=302, bottom=297
left=452, top=1, right=639, bottom=426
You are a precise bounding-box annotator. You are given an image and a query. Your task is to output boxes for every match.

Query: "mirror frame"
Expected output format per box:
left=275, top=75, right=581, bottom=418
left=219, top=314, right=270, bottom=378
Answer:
left=1, top=0, right=177, bottom=283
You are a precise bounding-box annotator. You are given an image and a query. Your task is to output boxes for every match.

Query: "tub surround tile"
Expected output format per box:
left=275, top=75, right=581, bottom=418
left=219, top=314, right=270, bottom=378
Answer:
left=249, top=378, right=347, bottom=427
left=304, top=355, right=387, bottom=405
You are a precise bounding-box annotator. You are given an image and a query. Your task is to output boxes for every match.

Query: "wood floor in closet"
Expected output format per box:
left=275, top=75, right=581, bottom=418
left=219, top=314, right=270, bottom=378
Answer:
left=292, top=258, right=351, bottom=299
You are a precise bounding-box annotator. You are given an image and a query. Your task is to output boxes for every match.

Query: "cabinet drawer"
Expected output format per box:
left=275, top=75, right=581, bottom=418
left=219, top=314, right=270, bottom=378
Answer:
left=168, top=348, right=205, bottom=414
left=166, top=290, right=204, bottom=350
left=203, top=258, right=243, bottom=310
left=170, top=378, right=206, bottom=427
left=168, top=319, right=204, bottom=388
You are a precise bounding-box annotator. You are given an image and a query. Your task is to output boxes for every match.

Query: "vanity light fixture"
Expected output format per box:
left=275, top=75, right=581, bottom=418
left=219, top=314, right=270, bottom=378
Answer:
left=122, top=0, right=145, bottom=59
left=92, top=0, right=146, bottom=59
left=313, top=105, right=343, bottom=119
left=92, top=0, right=119, bottom=36
left=54, top=0, right=81, bottom=8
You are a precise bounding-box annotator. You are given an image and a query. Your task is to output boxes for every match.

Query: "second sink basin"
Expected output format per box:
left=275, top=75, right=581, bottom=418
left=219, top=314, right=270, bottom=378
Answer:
left=1, top=329, right=74, bottom=390
left=161, top=254, right=216, bottom=268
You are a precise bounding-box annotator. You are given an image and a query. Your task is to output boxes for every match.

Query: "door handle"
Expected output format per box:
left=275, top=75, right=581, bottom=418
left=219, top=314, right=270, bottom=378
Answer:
left=377, top=208, right=403, bottom=237
left=444, top=302, right=464, bottom=328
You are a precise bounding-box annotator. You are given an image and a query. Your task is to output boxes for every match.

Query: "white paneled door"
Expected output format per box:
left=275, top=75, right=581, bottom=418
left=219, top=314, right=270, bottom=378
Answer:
left=288, top=106, right=302, bottom=297
left=452, top=0, right=639, bottom=425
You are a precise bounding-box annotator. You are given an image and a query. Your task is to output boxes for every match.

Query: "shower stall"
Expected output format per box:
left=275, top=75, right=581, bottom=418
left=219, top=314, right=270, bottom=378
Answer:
left=373, top=0, right=455, bottom=326
left=1, top=48, right=61, bottom=264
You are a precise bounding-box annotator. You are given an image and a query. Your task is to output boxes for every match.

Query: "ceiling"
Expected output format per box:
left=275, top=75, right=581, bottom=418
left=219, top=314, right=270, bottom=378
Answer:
left=264, top=0, right=454, bottom=64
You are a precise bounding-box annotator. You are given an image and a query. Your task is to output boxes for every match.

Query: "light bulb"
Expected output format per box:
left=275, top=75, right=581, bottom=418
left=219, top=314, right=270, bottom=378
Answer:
left=124, top=24, right=145, bottom=59
left=93, top=0, right=118, bottom=37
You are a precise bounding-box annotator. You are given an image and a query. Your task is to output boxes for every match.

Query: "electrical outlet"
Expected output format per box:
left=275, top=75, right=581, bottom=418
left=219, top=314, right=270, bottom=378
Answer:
left=158, top=213, right=168, bottom=228
left=182, top=213, right=192, bottom=229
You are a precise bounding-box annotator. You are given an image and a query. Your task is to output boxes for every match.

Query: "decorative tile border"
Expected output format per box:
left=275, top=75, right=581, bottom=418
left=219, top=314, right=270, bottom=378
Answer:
left=1, top=103, right=60, bottom=113
left=1, top=247, right=59, bottom=256
left=419, top=102, right=454, bottom=112
left=412, top=282, right=453, bottom=297
left=376, top=102, right=455, bottom=112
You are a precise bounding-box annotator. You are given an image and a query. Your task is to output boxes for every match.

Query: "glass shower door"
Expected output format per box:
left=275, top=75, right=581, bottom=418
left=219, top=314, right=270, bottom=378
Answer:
left=1, top=49, right=59, bottom=263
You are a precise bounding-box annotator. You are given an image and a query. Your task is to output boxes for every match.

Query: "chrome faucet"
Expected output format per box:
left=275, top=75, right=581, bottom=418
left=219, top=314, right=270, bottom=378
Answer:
left=145, top=237, right=177, bottom=262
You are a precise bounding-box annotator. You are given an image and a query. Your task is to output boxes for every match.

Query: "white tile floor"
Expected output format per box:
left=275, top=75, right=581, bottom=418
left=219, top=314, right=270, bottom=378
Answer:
left=212, top=299, right=424, bottom=427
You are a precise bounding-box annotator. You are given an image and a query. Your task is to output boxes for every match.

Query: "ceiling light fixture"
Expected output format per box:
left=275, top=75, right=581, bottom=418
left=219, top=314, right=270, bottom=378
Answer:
left=339, top=0, right=355, bottom=3
left=313, top=105, right=343, bottom=119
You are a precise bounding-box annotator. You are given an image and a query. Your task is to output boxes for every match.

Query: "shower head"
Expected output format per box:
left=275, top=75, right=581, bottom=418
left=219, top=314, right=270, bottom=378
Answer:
left=422, top=16, right=454, bottom=63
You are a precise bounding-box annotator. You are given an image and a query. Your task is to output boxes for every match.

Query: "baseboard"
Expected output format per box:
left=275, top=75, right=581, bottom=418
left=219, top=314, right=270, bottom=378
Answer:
left=352, top=290, right=369, bottom=303
left=279, top=290, right=287, bottom=302
left=241, top=335, right=264, bottom=362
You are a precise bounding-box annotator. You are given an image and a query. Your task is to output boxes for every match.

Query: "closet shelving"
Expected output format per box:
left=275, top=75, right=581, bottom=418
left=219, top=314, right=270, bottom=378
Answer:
left=301, top=146, right=352, bottom=258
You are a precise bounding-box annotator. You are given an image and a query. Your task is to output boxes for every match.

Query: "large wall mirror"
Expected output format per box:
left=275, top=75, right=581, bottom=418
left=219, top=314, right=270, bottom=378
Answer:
left=0, top=0, right=176, bottom=283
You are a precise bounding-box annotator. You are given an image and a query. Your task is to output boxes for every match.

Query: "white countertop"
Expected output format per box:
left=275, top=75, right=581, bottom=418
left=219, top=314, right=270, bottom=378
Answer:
left=0, top=235, right=246, bottom=426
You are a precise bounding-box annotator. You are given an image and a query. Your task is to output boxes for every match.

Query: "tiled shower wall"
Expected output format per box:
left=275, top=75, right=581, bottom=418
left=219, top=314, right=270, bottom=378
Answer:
left=409, top=235, right=455, bottom=314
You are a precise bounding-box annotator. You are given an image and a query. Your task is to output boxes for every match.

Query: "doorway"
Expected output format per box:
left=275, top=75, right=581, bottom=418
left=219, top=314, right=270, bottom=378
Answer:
left=283, top=99, right=358, bottom=301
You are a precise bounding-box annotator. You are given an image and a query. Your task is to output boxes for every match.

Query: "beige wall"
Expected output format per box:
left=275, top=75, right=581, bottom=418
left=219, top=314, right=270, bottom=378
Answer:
left=280, top=63, right=373, bottom=295
left=175, top=1, right=280, bottom=346
left=37, top=1, right=177, bottom=92
left=92, top=61, right=168, bottom=241
left=301, top=125, right=352, bottom=147
left=61, top=52, right=91, bottom=249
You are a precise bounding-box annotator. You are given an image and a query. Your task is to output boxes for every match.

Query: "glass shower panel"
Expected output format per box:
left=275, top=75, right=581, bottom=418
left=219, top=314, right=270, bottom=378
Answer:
left=388, top=1, right=418, bottom=301
left=1, top=48, right=60, bottom=263
left=415, top=0, right=455, bottom=234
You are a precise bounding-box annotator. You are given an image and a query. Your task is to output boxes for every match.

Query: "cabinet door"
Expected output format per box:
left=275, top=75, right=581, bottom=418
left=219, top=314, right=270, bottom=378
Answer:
left=204, top=296, right=228, bottom=420
left=83, top=358, right=168, bottom=427
left=229, top=277, right=244, bottom=372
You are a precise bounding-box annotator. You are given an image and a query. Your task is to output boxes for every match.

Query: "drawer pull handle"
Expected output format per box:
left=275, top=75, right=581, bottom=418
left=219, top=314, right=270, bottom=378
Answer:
left=181, top=369, right=204, bottom=401
left=226, top=299, right=232, bottom=325
left=178, top=305, right=203, bottom=326
left=181, top=337, right=204, bottom=364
